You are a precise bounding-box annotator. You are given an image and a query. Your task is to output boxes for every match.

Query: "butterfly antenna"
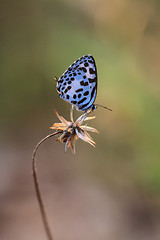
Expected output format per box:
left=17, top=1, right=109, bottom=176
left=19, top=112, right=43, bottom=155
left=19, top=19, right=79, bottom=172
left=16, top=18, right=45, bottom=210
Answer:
left=54, top=76, right=58, bottom=81
left=95, top=104, right=112, bottom=111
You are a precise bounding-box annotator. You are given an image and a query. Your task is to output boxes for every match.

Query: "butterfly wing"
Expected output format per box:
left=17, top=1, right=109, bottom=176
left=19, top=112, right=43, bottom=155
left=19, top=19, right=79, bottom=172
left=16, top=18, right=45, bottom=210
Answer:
left=56, top=55, right=97, bottom=111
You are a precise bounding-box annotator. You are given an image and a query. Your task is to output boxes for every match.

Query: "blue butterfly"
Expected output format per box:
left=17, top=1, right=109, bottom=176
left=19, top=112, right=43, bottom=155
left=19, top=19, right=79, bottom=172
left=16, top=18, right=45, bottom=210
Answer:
left=56, top=54, right=111, bottom=112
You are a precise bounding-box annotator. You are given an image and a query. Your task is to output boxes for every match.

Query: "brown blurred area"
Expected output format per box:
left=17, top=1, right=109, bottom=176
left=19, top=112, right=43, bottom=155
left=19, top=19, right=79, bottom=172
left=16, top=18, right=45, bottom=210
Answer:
left=1, top=0, right=160, bottom=239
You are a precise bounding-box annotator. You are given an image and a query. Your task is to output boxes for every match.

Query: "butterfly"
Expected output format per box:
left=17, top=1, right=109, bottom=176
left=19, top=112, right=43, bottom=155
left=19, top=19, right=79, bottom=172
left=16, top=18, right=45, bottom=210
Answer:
left=56, top=54, right=112, bottom=112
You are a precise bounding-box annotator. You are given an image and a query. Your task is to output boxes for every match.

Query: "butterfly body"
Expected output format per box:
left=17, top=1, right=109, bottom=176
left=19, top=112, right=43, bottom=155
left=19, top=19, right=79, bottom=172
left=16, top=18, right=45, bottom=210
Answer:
left=56, top=55, right=97, bottom=112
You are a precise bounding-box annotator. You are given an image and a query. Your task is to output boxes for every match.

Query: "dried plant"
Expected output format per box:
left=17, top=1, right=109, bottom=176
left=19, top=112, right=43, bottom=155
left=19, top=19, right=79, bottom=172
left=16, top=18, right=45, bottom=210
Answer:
left=50, top=107, right=98, bottom=154
left=32, top=107, right=98, bottom=240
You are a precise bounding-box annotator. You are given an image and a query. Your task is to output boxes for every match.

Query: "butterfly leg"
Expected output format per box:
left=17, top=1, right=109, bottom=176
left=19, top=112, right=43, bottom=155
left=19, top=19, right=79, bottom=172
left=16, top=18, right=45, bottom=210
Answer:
left=85, top=108, right=92, bottom=116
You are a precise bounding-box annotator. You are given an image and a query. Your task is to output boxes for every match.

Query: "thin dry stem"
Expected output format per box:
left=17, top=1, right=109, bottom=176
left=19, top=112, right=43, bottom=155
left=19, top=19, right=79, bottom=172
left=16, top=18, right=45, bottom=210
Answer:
left=32, top=131, right=62, bottom=240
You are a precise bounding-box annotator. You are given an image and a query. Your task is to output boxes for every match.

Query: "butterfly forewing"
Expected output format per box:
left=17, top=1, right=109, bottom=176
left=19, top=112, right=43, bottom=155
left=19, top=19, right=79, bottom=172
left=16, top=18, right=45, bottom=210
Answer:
left=56, top=55, right=97, bottom=111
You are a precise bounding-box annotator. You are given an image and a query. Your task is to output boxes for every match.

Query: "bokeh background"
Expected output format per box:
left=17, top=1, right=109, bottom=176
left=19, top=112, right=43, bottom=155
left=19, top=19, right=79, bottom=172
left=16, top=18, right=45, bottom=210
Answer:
left=1, top=0, right=160, bottom=239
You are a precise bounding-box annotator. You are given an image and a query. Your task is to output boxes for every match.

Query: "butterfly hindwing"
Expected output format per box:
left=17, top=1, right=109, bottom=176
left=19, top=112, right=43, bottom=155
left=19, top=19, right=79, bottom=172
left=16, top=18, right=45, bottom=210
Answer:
left=56, top=55, right=97, bottom=111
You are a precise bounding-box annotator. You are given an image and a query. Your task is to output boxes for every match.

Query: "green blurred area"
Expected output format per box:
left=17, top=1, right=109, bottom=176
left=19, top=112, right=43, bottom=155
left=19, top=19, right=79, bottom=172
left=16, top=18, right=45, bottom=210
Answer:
left=1, top=0, right=160, bottom=196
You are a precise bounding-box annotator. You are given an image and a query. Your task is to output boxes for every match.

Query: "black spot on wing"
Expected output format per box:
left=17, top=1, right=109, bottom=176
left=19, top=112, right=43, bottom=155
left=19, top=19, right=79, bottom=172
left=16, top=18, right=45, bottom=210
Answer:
left=75, top=88, right=83, bottom=93
left=80, top=81, right=89, bottom=86
left=84, top=82, right=89, bottom=86
left=78, top=102, right=90, bottom=110
left=64, top=86, right=71, bottom=93
left=78, top=97, right=87, bottom=104
left=57, top=86, right=61, bottom=92
left=79, top=67, right=87, bottom=73
left=88, top=77, right=97, bottom=83
left=89, top=68, right=95, bottom=74
left=84, top=91, right=89, bottom=96
left=88, top=60, right=94, bottom=64
left=74, top=65, right=79, bottom=70
left=58, top=79, right=63, bottom=83
left=80, top=80, right=85, bottom=86
left=71, top=100, right=77, bottom=104
left=84, top=62, right=89, bottom=67
left=91, top=86, right=96, bottom=99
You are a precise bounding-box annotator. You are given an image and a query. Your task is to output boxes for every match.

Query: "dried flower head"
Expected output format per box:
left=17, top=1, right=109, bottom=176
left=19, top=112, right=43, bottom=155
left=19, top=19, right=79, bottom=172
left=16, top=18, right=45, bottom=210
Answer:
left=50, top=108, right=99, bottom=154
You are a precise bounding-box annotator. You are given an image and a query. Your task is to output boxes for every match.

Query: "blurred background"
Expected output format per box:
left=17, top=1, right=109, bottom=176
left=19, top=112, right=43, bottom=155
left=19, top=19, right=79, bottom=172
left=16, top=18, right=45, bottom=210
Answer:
left=1, top=0, right=160, bottom=239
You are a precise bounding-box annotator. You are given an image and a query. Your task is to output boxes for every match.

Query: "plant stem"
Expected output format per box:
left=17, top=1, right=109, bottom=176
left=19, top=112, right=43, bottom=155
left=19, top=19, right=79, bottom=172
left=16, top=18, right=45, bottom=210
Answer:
left=32, top=131, right=62, bottom=240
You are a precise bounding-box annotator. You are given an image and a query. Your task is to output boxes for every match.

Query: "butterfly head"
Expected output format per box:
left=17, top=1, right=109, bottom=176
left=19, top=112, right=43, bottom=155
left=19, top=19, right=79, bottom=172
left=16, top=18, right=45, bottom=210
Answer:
left=91, top=104, right=97, bottom=111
